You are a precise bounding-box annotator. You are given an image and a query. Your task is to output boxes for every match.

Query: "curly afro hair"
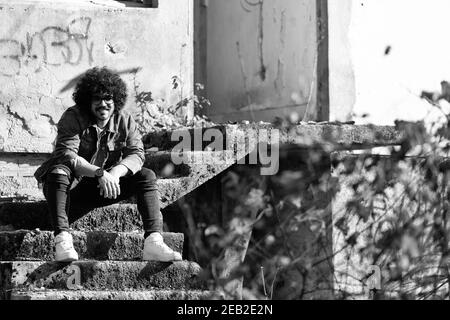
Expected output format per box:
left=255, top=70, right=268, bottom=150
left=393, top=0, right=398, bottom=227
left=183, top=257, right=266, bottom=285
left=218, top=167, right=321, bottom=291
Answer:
left=72, top=67, right=128, bottom=114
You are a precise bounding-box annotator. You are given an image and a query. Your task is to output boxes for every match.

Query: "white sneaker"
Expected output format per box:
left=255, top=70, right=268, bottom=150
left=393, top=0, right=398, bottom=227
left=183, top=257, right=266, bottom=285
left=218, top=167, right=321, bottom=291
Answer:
left=54, top=231, right=79, bottom=262
left=143, top=232, right=182, bottom=262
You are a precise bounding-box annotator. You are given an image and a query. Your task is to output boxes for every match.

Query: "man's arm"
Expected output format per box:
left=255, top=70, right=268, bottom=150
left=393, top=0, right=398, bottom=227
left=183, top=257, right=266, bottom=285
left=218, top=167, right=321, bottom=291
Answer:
left=74, top=156, right=123, bottom=199
left=100, top=114, right=144, bottom=199
left=109, top=164, right=130, bottom=178
left=52, top=108, right=82, bottom=171
left=74, top=156, right=101, bottom=177
left=115, top=114, right=145, bottom=175
left=75, top=156, right=129, bottom=178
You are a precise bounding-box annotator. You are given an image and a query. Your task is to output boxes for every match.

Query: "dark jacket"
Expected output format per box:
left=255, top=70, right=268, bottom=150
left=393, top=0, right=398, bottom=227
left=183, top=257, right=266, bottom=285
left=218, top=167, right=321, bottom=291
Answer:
left=34, top=105, right=145, bottom=183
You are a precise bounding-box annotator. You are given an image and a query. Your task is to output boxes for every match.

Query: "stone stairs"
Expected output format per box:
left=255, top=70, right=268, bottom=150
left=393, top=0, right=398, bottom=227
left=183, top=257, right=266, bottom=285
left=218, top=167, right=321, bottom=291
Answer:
left=0, top=126, right=242, bottom=300
left=0, top=233, right=214, bottom=300
left=11, top=289, right=217, bottom=300
left=0, top=123, right=402, bottom=300
left=0, top=230, right=183, bottom=261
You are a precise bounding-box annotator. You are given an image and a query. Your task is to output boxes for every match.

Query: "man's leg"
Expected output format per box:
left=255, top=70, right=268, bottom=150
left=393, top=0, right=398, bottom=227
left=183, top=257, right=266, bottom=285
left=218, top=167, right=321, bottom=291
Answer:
left=120, top=168, right=182, bottom=262
left=67, top=177, right=121, bottom=223
left=119, top=168, right=162, bottom=237
left=66, top=170, right=160, bottom=228
left=44, top=167, right=113, bottom=232
left=43, top=165, right=73, bottom=236
left=42, top=165, right=78, bottom=262
left=45, top=167, right=181, bottom=262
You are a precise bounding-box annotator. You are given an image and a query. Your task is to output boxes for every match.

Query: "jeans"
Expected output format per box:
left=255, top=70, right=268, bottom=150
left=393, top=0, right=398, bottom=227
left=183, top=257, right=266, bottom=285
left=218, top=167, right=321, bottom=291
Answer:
left=42, top=165, right=163, bottom=237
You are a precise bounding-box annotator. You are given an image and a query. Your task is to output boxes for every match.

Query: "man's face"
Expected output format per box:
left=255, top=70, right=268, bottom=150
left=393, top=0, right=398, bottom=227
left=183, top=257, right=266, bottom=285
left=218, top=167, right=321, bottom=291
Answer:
left=90, top=93, right=115, bottom=122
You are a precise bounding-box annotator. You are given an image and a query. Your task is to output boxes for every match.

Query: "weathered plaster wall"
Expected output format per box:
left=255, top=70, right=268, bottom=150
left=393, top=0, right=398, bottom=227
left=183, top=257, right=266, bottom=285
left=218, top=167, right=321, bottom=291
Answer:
left=202, top=0, right=318, bottom=123
left=0, top=0, right=193, bottom=152
left=329, top=0, right=450, bottom=125
left=328, top=0, right=354, bottom=123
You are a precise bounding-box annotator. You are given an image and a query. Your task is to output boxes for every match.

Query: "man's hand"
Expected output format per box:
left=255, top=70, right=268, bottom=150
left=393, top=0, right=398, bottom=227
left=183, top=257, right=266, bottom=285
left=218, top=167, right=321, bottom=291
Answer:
left=98, top=171, right=121, bottom=199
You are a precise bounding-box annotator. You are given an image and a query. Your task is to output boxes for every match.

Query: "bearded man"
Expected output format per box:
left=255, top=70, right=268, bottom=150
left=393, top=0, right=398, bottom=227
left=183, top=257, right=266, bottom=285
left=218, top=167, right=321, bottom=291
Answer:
left=34, top=67, right=182, bottom=263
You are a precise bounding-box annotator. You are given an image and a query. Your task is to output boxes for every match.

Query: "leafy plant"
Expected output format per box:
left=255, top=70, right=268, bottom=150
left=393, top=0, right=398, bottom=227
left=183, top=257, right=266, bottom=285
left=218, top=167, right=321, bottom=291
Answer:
left=178, top=87, right=450, bottom=300
left=132, top=74, right=215, bottom=136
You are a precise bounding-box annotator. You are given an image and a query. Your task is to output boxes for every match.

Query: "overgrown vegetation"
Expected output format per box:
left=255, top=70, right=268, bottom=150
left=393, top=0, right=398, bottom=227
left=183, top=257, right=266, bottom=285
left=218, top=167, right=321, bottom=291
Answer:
left=132, top=74, right=215, bottom=135
left=176, top=90, right=450, bottom=300
left=132, top=71, right=450, bottom=300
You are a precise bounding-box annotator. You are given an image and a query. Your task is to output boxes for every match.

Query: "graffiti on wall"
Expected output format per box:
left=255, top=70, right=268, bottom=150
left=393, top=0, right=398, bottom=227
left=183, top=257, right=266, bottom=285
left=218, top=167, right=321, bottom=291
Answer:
left=0, top=17, right=94, bottom=77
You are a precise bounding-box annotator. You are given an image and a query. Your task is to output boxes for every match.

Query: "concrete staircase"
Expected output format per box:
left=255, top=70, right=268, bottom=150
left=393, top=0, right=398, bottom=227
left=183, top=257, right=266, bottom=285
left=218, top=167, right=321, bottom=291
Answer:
left=0, top=228, right=219, bottom=300
left=0, top=126, right=240, bottom=300
left=0, top=123, right=402, bottom=300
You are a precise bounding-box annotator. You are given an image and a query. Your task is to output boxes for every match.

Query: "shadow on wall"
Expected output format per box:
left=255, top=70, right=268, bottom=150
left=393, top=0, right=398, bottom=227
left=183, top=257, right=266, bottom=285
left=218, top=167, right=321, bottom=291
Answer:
left=58, top=67, right=143, bottom=94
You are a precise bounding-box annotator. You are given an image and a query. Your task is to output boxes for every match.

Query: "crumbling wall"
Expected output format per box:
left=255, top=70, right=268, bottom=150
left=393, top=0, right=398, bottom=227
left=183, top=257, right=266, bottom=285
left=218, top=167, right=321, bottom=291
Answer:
left=0, top=0, right=193, bottom=153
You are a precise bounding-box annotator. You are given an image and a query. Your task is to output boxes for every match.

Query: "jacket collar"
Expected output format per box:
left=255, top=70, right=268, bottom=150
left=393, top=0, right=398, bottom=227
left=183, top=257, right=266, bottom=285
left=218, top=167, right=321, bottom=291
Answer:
left=75, top=104, right=120, bottom=133
left=105, top=113, right=119, bottom=133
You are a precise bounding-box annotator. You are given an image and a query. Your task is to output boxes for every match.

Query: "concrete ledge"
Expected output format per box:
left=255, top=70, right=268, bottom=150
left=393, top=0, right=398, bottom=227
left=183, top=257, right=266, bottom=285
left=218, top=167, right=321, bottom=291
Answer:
left=158, top=176, right=224, bottom=208
left=145, top=151, right=192, bottom=178
left=145, top=150, right=235, bottom=178
left=0, top=150, right=233, bottom=200
left=10, top=289, right=223, bottom=300
left=0, top=177, right=212, bottom=231
left=0, top=177, right=228, bottom=231
left=1, top=260, right=204, bottom=295
left=143, top=125, right=226, bottom=151
left=0, top=203, right=142, bottom=232
left=0, top=230, right=183, bottom=261
left=276, top=124, right=402, bottom=149
left=1, top=170, right=230, bottom=213
left=143, top=124, right=402, bottom=151
left=0, top=176, right=198, bottom=205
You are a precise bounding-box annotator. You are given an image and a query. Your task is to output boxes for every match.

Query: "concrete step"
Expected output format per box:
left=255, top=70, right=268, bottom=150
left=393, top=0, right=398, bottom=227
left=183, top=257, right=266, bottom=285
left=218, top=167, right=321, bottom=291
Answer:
left=0, top=230, right=183, bottom=261
left=0, top=172, right=230, bottom=232
left=1, top=123, right=401, bottom=202
left=0, top=203, right=142, bottom=232
left=0, top=176, right=199, bottom=207
left=143, top=125, right=227, bottom=151
left=145, top=150, right=234, bottom=178
left=1, top=150, right=236, bottom=202
left=0, top=260, right=204, bottom=299
left=0, top=157, right=233, bottom=210
left=145, top=151, right=192, bottom=178
left=143, top=123, right=402, bottom=151
left=0, top=177, right=205, bottom=231
left=10, top=289, right=222, bottom=300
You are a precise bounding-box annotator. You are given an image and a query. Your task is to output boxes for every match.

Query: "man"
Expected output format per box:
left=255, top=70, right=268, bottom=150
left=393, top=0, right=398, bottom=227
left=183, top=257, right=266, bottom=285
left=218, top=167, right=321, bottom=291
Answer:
left=34, top=67, right=182, bottom=263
